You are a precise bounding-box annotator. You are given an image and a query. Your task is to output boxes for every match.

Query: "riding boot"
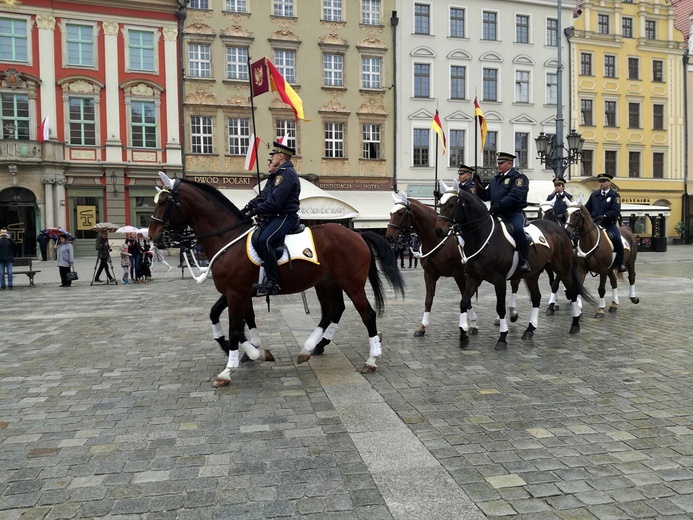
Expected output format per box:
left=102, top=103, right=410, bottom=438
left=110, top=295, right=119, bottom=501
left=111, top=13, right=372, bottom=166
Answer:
left=253, top=255, right=281, bottom=296
left=614, top=242, right=627, bottom=272
left=518, top=240, right=531, bottom=273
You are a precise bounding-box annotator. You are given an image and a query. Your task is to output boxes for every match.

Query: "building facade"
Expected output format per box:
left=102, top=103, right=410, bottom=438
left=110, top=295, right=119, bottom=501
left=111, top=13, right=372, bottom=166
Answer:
left=0, top=0, right=181, bottom=256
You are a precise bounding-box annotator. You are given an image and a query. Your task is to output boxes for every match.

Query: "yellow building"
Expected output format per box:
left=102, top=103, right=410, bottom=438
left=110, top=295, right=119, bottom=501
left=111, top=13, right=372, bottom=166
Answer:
left=570, top=0, right=686, bottom=240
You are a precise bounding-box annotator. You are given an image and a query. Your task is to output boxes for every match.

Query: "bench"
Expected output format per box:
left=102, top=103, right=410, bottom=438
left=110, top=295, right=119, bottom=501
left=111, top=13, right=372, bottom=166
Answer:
left=12, top=257, right=41, bottom=287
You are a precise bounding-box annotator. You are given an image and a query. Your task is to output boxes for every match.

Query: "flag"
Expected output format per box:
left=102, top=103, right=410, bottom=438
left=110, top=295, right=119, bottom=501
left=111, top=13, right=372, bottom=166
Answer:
left=244, top=133, right=261, bottom=171
left=431, top=110, right=446, bottom=155
left=249, top=58, right=270, bottom=97
left=474, top=98, right=487, bottom=150
left=266, top=59, right=309, bottom=121
left=573, top=0, right=583, bottom=19
left=277, top=132, right=290, bottom=145
left=38, top=116, right=49, bottom=143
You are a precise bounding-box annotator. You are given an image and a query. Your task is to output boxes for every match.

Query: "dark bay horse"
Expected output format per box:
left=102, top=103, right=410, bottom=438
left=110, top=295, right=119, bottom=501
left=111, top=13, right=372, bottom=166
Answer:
left=564, top=202, right=639, bottom=317
left=435, top=188, right=594, bottom=350
left=149, top=173, right=405, bottom=385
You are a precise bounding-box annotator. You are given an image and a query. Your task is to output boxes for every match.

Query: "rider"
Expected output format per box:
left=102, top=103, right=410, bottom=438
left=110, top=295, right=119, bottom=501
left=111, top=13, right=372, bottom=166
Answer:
left=475, top=152, right=531, bottom=273
left=585, top=173, right=627, bottom=273
left=456, top=164, right=476, bottom=194
left=242, top=141, right=301, bottom=296
left=546, top=176, right=573, bottom=224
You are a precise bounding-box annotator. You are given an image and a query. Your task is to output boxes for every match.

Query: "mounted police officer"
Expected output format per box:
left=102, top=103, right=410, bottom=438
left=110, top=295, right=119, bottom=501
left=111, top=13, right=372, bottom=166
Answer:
left=456, top=164, right=476, bottom=194
left=475, top=152, right=531, bottom=273
left=585, top=173, right=627, bottom=273
left=546, top=176, right=573, bottom=224
left=242, top=141, right=301, bottom=296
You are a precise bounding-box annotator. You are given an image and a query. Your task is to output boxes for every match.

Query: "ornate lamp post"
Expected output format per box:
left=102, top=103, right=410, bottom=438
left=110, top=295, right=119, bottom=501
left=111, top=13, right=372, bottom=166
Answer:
left=534, top=128, right=584, bottom=178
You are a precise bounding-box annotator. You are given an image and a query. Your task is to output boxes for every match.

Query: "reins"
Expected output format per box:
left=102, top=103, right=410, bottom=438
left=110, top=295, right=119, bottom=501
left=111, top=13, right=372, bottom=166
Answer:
left=566, top=208, right=602, bottom=259
left=390, top=201, right=451, bottom=260
left=439, top=195, right=496, bottom=264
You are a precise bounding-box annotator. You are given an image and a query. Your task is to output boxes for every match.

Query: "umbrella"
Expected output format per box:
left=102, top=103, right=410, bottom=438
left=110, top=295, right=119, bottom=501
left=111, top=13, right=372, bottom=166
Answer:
left=115, top=225, right=141, bottom=234
left=42, top=227, right=74, bottom=240
left=138, top=227, right=149, bottom=237
left=92, top=222, right=120, bottom=232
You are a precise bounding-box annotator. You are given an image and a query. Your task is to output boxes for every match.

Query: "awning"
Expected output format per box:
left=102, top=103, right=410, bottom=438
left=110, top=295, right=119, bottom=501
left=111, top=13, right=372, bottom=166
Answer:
left=327, top=190, right=396, bottom=228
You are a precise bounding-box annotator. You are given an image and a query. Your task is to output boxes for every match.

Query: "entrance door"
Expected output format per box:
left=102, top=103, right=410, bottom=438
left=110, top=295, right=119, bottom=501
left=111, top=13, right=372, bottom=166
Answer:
left=0, top=187, right=37, bottom=257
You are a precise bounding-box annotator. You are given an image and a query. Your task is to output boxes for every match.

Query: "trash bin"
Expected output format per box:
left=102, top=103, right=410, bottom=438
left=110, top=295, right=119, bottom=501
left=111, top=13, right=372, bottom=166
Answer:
left=652, top=236, right=667, bottom=252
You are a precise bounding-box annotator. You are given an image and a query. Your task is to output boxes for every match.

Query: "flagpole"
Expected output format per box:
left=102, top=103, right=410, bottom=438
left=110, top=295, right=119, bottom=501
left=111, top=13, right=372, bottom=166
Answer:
left=247, top=56, right=262, bottom=188
left=433, top=136, right=439, bottom=212
left=474, top=103, right=479, bottom=174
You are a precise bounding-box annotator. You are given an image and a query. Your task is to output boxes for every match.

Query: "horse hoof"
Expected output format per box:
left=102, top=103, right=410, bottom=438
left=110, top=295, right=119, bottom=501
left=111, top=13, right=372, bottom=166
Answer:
left=469, top=327, right=478, bottom=336
left=413, top=329, right=425, bottom=337
left=460, top=337, right=470, bottom=349
left=297, top=353, right=311, bottom=364
left=240, top=353, right=252, bottom=364
left=312, top=345, right=325, bottom=356
left=494, top=341, right=507, bottom=351
left=212, top=378, right=230, bottom=387
left=608, top=305, right=617, bottom=313
left=521, top=331, right=533, bottom=340
left=569, top=325, right=580, bottom=334
left=510, top=312, right=519, bottom=323
left=630, top=297, right=640, bottom=304
left=493, top=318, right=500, bottom=326
left=262, top=350, right=275, bottom=362
left=595, top=311, right=605, bottom=319
left=546, top=304, right=555, bottom=316
left=554, top=304, right=560, bottom=311
left=360, top=364, right=377, bottom=374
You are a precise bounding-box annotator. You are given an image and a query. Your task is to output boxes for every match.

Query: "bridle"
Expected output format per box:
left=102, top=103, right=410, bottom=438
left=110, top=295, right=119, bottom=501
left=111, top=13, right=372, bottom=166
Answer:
left=565, top=206, right=601, bottom=259
left=388, top=201, right=450, bottom=259
left=437, top=194, right=496, bottom=263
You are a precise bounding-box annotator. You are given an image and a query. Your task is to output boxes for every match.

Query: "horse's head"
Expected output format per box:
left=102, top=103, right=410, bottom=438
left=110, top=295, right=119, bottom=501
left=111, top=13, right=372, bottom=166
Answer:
left=564, top=198, right=593, bottom=244
left=434, top=179, right=461, bottom=238
left=148, top=172, right=187, bottom=247
left=386, top=191, right=411, bottom=244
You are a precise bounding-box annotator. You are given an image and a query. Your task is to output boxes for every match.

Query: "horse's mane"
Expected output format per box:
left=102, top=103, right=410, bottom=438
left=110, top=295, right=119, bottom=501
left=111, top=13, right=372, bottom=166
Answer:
left=458, top=188, right=489, bottom=214
left=179, top=178, right=246, bottom=220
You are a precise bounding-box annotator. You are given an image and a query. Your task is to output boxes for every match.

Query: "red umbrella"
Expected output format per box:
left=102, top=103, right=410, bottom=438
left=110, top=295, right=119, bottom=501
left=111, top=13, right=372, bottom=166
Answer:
left=42, top=227, right=74, bottom=240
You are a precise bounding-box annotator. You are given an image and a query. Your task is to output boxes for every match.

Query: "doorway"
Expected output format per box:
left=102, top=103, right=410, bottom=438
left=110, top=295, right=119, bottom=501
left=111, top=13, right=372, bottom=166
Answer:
left=0, top=187, right=37, bottom=257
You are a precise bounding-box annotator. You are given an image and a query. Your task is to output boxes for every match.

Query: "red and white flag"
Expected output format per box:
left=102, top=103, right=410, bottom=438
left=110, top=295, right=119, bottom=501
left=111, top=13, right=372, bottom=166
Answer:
left=277, top=132, right=290, bottom=145
left=244, top=133, right=261, bottom=171
left=38, top=116, right=50, bottom=143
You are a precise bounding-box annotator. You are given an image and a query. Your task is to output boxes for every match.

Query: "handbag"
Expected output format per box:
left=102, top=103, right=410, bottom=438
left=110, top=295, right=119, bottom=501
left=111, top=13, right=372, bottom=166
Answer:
left=66, top=267, right=79, bottom=281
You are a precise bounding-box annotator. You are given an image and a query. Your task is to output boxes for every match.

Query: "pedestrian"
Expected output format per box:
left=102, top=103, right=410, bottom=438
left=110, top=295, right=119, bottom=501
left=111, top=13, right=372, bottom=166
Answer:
left=139, top=239, right=153, bottom=282
left=585, top=173, right=627, bottom=272
left=0, top=227, right=16, bottom=290
left=128, top=232, right=142, bottom=282
left=475, top=152, right=531, bottom=273
left=36, top=231, right=49, bottom=261
left=546, top=176, right=573, bottom=224
left=456, top=164, right=477, bottom=194
left=150, top=242, right=172, bottom=272
left=54, top=234, right=75, bottom=287
left=395, top=234, right=407, bottom=268
left=408, top=233, right=420, bottom=268
left=119, top=238, right=131, bottom=284
left=94, top=230, right=115, bottom=283
left=242, top=141, right=301, bottom=296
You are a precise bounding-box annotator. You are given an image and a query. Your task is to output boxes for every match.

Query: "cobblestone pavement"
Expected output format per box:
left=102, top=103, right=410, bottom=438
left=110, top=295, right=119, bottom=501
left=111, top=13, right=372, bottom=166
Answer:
left=2, top=246, right=693, bottom=519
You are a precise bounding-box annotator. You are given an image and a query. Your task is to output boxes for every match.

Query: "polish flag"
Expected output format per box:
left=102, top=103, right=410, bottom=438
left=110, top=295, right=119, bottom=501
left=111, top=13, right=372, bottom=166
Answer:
left=277, top=132, right=290, bottom=145
left=38, top=116, right=50, bottom=143
left=244, top=133, right=261, bottom=171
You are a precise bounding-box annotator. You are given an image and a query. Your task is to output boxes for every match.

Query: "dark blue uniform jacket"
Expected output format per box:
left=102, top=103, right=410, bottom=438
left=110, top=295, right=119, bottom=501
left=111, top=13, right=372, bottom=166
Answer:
left=253, top=161, right=300, bottom=216
left=477, top=167, right=529, bottom=215
left=585, top=188, right=621, bottom=226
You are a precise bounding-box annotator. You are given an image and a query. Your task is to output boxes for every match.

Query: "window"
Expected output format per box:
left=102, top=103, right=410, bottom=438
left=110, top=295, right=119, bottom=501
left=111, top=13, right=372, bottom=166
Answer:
left=0, top=17, right=28, bottom=63
left=275, top=119, right=296, bottom=152
left=226, top=46, right=248, bottom=80
left=546, top=73, right=557, bottom=105
left=228, top=117, right=249, bottom=155
left=546, top=18, right=558, bottom=46
left=483, top=131, right=498, bottom=167
left=66, top=24, right=94, bottom=67
left=622, top=17, right=633, bottom=38
left=515, top=132, right=529, bottom=168
left=581, top=99, right=593, bottom=126
left=274, top=0, right=294, bottom=17
left=324, top=54, right=344, bottom=87
left=1, top=93, right=29, bottom=140
left=515, top=71, right=530, bottom=103
left=653, top=60, right=664, bottom=82
left=362, top=0, right=380, bottom=25
left=653, top=104, right=664, bottom=130
left=450, top=66, right=466, bottom=100
left=580, top=149, right=593, bottom=177
left=645, top=20, right=656, bottom=39
left=653, top=152, right=664, bottom=178
left=362, top=123, right=381, bottom=159
left=605, top=101, right=617, bottom=127
left=598, top=14, right=609, bottom=34
left=188, top=44, right=211, bottom=78
left=628, top=152, right=640, bottom=177
left=449, top=129, right=465, bottom=167
left=628, top=102, right=640, bottom=128
left=414, top=4, right=430, bottom=35
left=273, top=50, right=295, bottom=83
left=516, top=15, right=529, bottom=44
left=604, top=55, right=616, bottom=78
left=128, top=30, right=155, bottom=72
left=414, top=63, right=430, bottom=98
left=450, top=8, right=465, bottom=38
left=580, top=53, right=592, bottom=76
left=413, top=128, right=429, bottom=167
left=628, top=57, right=639, bottom=80
left=324, top=122, right=345, bottom=158
left=482, top=12, right=497, bottom=41
left=190, top=0, right=209, bottom=8
left=604, top=150, right=617, bottom=176
left=190, top=116, right=213, bottom=154
left=131, top=101, right=156, bottom=148
left=483, top=68, right=498, bottom=101
left=68, top=97, right=95, bottom=146
left=226, top=0, right=247, bottom=12
left=323, top=0, right=342, bottom=22
left=361, top=57, right=381, bottom=89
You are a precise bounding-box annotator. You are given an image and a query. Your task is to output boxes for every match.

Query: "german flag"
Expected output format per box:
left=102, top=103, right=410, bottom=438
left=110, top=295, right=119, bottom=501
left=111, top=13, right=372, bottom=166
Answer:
left=431, top=110, right=446, bottom=155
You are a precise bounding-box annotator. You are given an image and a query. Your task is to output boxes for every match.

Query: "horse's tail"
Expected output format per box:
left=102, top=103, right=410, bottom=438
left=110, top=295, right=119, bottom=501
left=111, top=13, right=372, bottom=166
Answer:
left=359, top=231, right=406, bottom=316
left=570, top=253, right=597, bottom=306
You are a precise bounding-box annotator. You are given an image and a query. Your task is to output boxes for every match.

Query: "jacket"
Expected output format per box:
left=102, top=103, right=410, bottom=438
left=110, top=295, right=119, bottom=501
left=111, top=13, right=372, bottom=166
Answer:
left=477, top=167, right=529, bottom=215
left=585, top=188, right=621, bottom=226
left=56, top=242, right=74, bottom=267
left=0, top=235, right=16, bottom=262
left=251, top=161, right=301, bottom=216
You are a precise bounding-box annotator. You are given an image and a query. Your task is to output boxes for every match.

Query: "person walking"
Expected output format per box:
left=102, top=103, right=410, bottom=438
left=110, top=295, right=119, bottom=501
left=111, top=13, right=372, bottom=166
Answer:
left=128, top=233, right=142, bottom=282
left=120, top=238, right=131, bottom=284
left=94, top=230, right=115, bottom=283
left=408, top=233, right=420, bottom=268
left=0, top=227, right=16, bottom=290
left=150, top=242, right=172, bottom=272
left=36, top=231, right=50, bottom=261
left=585, top=173, right=627, bottom=273
left=55, top=234, right=75, bottom=287
left=475, top=152, right=531, bottom=273
left=546, top=177, right=573, bottom=224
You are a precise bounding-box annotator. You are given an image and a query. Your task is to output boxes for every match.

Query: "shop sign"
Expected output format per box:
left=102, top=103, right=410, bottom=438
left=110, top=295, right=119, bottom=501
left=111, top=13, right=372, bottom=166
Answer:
left=77, top=206, right=96, bottom=230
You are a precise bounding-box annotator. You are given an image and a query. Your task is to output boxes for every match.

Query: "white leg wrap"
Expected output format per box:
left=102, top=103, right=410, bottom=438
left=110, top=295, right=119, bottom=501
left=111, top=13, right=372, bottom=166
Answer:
left=612, top=288, right=619, bottom=305
left=216, top=367, right=232, bottom=381
left=323, top=323, right=338, bottom=341
left=509, top=293, right=518, bottom=308
left=548, top=293, right=557, bottom=305
left=369, top=335, right=382, bottom=358
left=240, top=341, right=260, bottom=361
left=212, top=322, right=223, bottom=340
left=226, top=350, right=239, bottom=369
left=366, top=356, right=378, bottom=367
left=577, top=295, right=583, bottom=311
left=248, top=327, right=261, bottom=348
left=468, top=308, right=478, bottom=322
left=629, top=284, right=636, bottom=298
left=498, top=318, right=509, bottom=333
left=571, top=301, right=581, bottom=318
left=303, top=327, right=324, bottom=352
left=421, top=311, right=431, bottom=327
left=529, top=307, right=539, bottom=328
left=599, top=297, right=606, bottom=308
left=459, top=312, right=468, bottom=332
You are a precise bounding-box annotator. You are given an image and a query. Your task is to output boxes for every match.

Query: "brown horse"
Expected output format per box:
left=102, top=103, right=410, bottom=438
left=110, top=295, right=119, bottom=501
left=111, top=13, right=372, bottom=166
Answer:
left=149, top=173, right=405, bottom=385
left=435, top=188, right=594, bottom=350
left=564, top=202, right=639, bottom=317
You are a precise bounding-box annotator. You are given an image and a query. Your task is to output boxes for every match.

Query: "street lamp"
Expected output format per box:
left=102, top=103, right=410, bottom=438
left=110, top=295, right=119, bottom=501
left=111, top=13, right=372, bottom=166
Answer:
left=110, top=171, right=118, bottom=194
left=534, top=128, right=584, bottom=177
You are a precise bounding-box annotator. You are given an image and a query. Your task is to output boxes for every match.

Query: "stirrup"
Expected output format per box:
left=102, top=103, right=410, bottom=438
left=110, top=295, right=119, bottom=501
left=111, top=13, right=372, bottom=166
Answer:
left=253, top=280, right=280, bottom=296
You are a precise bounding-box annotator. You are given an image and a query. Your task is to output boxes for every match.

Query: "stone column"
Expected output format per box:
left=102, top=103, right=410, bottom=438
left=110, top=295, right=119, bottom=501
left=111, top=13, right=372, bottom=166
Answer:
left=36, top=15, right=57, bottom=138
left=163, top=25, right=182, bottom=167
left=103, top=21, right=123, bottom=163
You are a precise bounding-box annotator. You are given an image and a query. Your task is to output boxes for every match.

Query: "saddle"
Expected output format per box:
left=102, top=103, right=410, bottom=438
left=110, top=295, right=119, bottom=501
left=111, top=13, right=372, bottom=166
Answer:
left=246, top=224, right=319, bottom=267
left=497, top=219, right=550, bottom=250
left=250, top=219, right=305, bottom=260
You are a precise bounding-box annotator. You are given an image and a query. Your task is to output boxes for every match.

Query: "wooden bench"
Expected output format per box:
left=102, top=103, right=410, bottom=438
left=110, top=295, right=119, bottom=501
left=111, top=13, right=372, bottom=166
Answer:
left=12, top=257, right=41, bottom=287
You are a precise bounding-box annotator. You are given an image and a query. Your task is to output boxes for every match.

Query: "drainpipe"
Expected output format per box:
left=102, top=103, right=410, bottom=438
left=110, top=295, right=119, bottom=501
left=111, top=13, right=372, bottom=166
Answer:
left=177, top=1, right=189, bottom=178
left=683, top=49, right=690, bottom=243
left=391, top=11, right=399, bottom=192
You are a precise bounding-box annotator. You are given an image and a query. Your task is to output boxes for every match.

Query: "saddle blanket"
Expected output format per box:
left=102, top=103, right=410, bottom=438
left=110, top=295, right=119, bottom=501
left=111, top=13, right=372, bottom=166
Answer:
left=500, top=222, right=551, bottom=249
left=245, top=227, right=320, bottom=267
left=601, top=229, right=631, bottom=251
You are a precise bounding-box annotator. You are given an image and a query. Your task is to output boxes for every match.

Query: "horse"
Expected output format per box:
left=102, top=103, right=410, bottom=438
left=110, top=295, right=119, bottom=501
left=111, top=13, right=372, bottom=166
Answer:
left=435, top=187, right=594, bottom=350
left=564, top=201, right=639, bottom=317
left=149, top=173, right=406, bottom=385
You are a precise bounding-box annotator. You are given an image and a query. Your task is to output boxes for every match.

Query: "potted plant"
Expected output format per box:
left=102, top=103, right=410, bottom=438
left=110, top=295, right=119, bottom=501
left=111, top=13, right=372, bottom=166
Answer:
left=674, top=220, right=687, bottom=243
